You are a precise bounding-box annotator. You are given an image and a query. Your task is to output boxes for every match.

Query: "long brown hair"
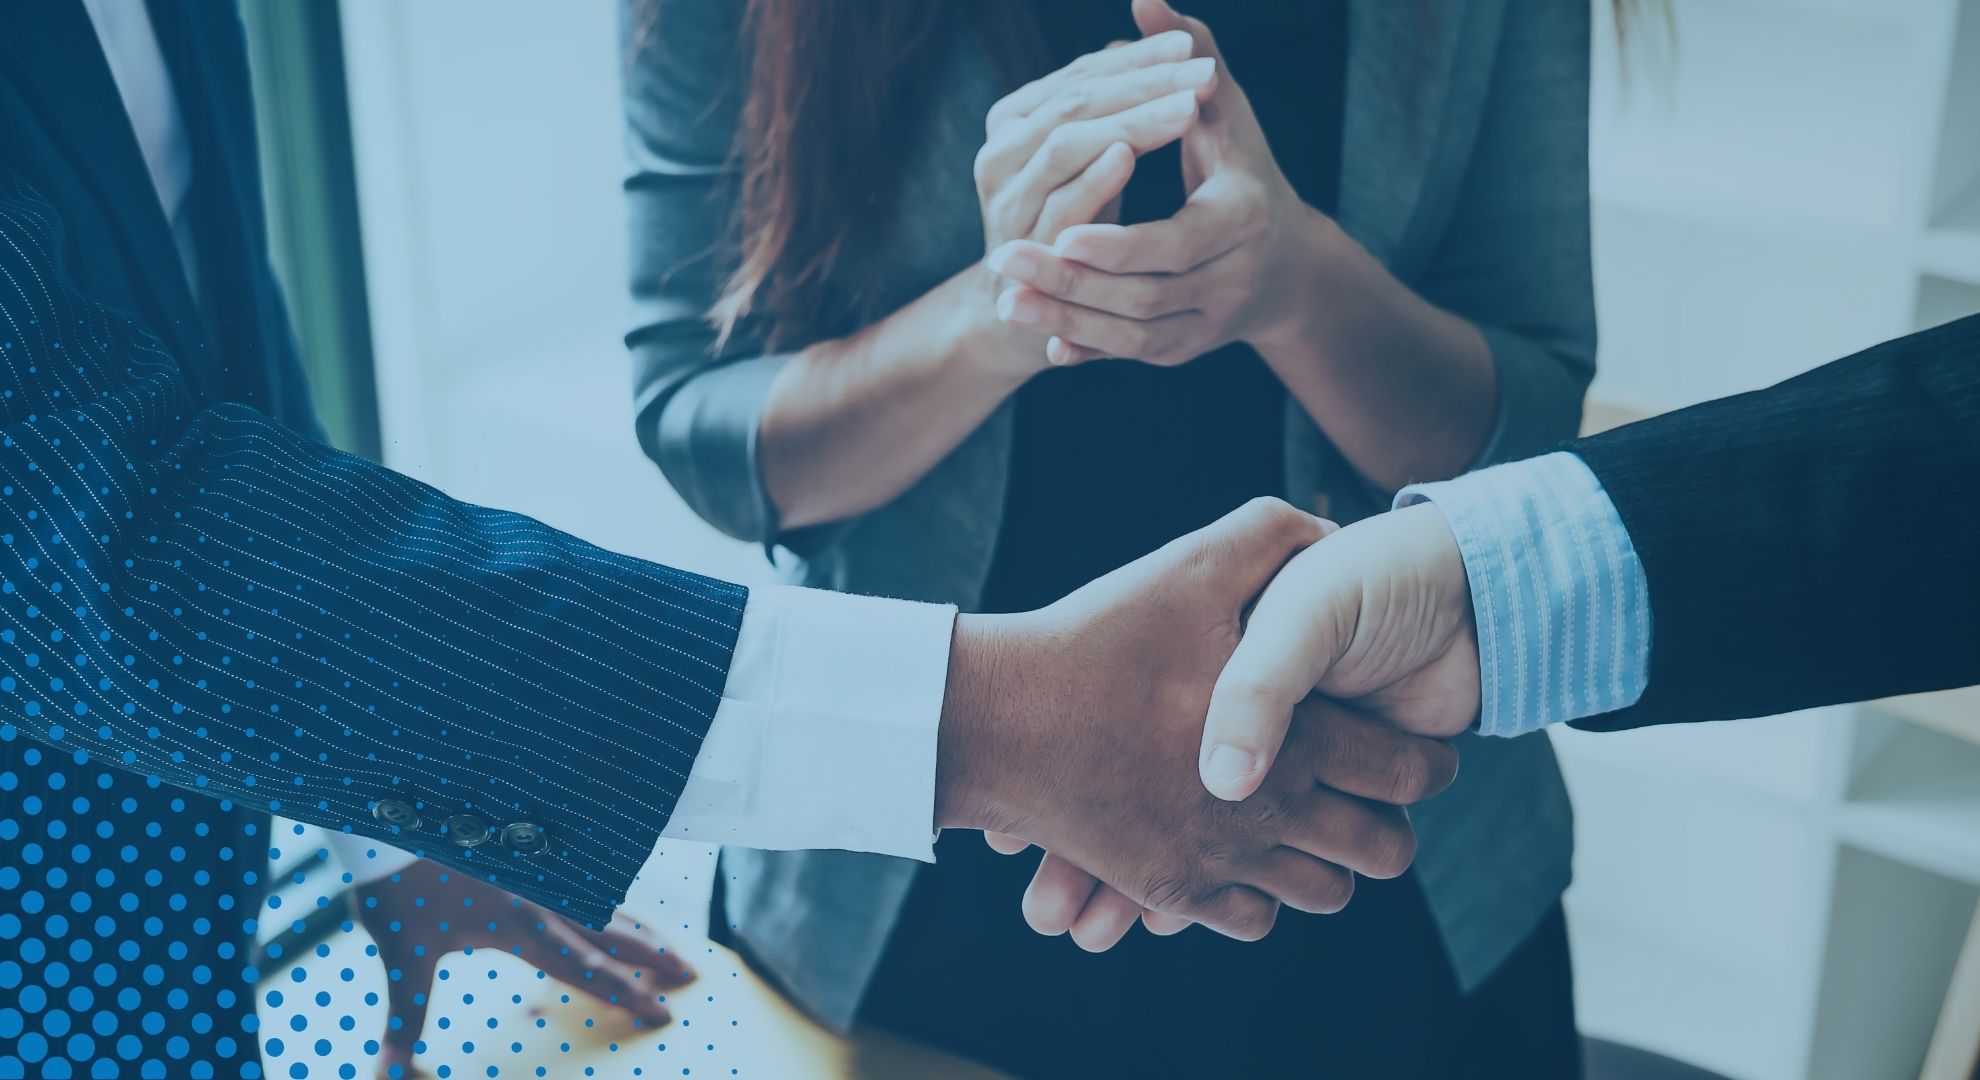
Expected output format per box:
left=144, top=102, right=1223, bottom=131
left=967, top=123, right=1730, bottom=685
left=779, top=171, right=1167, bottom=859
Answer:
left=654, top=1, right=1659, bottom=352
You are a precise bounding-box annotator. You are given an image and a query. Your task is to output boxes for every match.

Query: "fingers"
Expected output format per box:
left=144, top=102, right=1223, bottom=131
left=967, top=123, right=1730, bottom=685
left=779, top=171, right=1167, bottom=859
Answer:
left=989, top=239, right=1200, bottom=322
left=981, top=59, right=1210, bottom=194
left=1183, top=496, right=1334, bottom=604
left=1046, top=336, right=1107, bottom=366
left=983, top=831, right=1033, bottom=855
left=1141, top=909, right=1192, bottom=936
left=1267, top=783, right=1419, bottom=880
left=1069, top=885, right=1145, bottom=953
left=1132, top=0, right=1218, bottom=61
left=997, top=284, right=1204, bottom=365
left=1185, top=885, right=1281, bottom=942
left=1032, top=142, right=1135, bottom=244
left=1021, top=852, right=1104, bottom=936
left=1296, top=700, right=1460, bottom=805
left=983, top=91, right=1199, bottom=239
left=591, top=922, right=698, bottom=988
left=1200, top=543, right=1351, bottom=800
left=377, top=946, right=438, bottom=1074
left=1053, top=185, right=1253, bottom=274
left=988, top=28, right=1195, bottom=128
left=1243, top=848, right=1357, bottom=915
left=541, top=923, right=674, bottom=1029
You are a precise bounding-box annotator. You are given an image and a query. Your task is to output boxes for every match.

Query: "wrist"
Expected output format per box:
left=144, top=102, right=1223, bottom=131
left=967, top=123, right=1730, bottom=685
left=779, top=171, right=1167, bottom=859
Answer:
left=945, top=263, right=1049, bottom=389
left=1245, top=203, right=1356, bottom=360
left=934, top=613, right=1037, bottom=833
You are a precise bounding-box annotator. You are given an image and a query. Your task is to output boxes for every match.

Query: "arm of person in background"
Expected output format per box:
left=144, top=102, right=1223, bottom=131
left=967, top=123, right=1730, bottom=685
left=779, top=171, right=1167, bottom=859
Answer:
left=1202, top=310, right=1980, bottom=767
left=1019, top=313, right=1980, bottom=936
left=624, top=1, right=1219, bottom=539
left=985, top=0, right=1595, bottom=492
left=0, top=173, right=1458, bottom=951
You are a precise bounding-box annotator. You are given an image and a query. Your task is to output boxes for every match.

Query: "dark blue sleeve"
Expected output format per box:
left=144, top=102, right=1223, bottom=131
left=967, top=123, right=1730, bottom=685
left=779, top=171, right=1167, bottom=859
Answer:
left=0, top=174, right=746, bottom=928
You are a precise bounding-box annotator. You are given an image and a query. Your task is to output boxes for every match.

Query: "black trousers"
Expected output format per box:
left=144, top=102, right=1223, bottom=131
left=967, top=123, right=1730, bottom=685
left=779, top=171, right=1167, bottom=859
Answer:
left=853, top=829, right=1582, bottom=1080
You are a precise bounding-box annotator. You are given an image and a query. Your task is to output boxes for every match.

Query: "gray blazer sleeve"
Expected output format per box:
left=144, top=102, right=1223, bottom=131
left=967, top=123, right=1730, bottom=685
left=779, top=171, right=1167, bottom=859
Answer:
left=620, top=0, right=788, bottom=545
left=1417, top=0, right=1597, bottom=468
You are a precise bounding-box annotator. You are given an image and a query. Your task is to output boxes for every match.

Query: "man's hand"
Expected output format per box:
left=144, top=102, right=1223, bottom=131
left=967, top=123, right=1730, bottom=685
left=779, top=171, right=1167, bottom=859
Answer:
left=1005, top=502, right=1477, bottom=948
left=353, top=861, right=695, bottom=1079
left=1202, top=502, right=1479, bottom=800
left=934, top=498, right=1459, bottom=942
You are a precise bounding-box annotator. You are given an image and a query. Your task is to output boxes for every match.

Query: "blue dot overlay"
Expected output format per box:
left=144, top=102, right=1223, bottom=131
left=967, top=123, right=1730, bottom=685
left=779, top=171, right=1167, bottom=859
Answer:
left=0, top=153, right=753, bottom=1072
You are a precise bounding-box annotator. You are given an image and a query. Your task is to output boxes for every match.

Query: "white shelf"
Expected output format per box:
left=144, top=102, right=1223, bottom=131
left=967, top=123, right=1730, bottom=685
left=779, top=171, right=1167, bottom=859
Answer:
left=1809, top=846, right=1980, bottom=1080
left=1927, top=0, right=1980, bottom=227
left=1840, top=715, right=1980, bottom=885
left=1920, top=181, right=1980, bottom=286
left=1870, top=686, right=1980, bottom=747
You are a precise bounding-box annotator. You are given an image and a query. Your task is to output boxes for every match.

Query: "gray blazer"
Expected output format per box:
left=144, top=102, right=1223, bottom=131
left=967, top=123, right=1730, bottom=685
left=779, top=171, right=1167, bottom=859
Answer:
left=623, top=0, right=1593, bottom=1031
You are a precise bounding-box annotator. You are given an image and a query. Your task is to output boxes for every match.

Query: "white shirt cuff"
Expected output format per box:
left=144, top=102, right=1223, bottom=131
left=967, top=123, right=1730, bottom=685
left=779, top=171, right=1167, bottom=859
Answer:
left=658, top=585, right=955, bottom=862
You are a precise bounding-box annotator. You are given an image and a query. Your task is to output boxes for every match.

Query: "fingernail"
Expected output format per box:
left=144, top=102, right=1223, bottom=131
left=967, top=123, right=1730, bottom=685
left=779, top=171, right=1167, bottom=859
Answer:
left=1000, top=290, right=1040, bottom=327
left=988, top=247, right=1039, bottom=282
left=1154, top=28, right=1192, bottom=50
left=1203, top=744, right=1259, bottom=788
left=1054, top=231, right=1095, bottom=261
left=1178, top=56, right=1216, bottom=85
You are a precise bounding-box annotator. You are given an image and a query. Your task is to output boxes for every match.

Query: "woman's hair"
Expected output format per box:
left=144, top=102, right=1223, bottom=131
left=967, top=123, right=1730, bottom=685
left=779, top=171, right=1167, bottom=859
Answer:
left=658, top=1, right=1658, bottom=351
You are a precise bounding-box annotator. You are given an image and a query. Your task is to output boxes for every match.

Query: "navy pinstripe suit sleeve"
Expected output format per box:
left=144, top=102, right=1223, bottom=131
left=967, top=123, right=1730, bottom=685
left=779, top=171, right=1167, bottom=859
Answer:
left=0, top=174, right=746, bottom=928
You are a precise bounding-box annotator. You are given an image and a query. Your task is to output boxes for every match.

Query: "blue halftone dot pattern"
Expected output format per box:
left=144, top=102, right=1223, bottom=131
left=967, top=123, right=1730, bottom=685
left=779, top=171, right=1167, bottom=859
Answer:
left=0, top=165, right=747, bottom=1072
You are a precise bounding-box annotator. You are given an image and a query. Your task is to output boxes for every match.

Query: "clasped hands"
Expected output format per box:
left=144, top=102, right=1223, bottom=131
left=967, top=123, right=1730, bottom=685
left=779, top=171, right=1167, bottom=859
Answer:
left=933, top=498, right=1478, bottom=950
left=936, top=0, right=1488, bottom=950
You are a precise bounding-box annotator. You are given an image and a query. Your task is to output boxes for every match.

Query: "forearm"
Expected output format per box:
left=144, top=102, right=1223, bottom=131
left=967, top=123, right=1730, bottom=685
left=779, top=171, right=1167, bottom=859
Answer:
left=1570, top=314, right=1980, bottom=730
left=1252, top=208, right=1498, bottom=492
left=760, top=267, right=1038, bottom=530
left=0, top=174, right=742, bottom=926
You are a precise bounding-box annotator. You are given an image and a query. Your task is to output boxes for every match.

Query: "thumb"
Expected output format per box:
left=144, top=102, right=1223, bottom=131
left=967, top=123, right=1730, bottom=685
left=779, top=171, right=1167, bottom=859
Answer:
left=1199, top=542, right=1355, bottom=800
left=1132, top=0, right=1220, bottom=61
left=378, top=946, right=438, bottom=1078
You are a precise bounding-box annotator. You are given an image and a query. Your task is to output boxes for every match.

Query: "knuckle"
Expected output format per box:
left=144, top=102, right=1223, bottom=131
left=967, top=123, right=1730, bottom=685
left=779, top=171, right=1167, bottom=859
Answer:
left=1051, top=85, right=1091, bottom=120
left=1245, top=784, right=1300, bottom=836
left=1226, top=893, right=1278, bottom=941
left=1375, top=823, right=1418, bottom=879
left=1048, top=258, right=1084, bottom=296
left=971, top=145, right=998, bottom=193
left=1140, top=874, right=1195, bottom=916
left=1315, top=868, right=1356, bottom=914
left=1042, top=127, right=1083, bottom=170
left=1385, top=752, right=1432, bottom=804
left=984, top=190, right=1019, bottom=229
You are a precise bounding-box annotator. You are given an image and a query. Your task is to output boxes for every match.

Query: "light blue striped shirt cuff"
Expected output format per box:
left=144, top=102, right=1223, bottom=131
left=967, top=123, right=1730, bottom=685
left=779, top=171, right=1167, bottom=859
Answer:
left=1396, top=452, right=1652, bottom=737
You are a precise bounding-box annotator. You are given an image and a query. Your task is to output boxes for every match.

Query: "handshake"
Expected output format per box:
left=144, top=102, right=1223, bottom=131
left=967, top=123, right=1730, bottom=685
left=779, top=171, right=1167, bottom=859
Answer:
left=931, top=496, right=1478, bottom=950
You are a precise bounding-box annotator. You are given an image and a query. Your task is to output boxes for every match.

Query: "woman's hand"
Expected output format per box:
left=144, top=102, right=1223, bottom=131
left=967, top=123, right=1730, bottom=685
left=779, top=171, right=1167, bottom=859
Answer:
left=751, top=28, right=1219, bottom=531
left=963, top=27, right=1220, bottom=378
left=984, top=0, right=1325, bottom=367
left=982, top=0, right=1498, bottom=491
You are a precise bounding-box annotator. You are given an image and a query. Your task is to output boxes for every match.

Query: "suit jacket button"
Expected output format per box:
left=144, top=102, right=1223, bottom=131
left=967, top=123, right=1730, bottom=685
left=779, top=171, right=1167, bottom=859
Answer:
left=500, top=822, right=549, bottom=855
left=373, top=799, right=421, bottom=831
left=443, top=813, right=492, bottom=848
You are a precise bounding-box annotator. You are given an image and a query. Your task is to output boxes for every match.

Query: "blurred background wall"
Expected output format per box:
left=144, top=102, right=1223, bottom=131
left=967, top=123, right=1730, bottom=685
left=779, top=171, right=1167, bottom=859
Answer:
left=246, top=1, right=1980, bottom=1076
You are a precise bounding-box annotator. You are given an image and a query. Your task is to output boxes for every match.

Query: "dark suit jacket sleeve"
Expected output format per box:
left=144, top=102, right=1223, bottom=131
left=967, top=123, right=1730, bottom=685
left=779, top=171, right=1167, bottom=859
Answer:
left=0, top=173, right=746, bottom=927
left=1569, top=312, right=1980, bottom=732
